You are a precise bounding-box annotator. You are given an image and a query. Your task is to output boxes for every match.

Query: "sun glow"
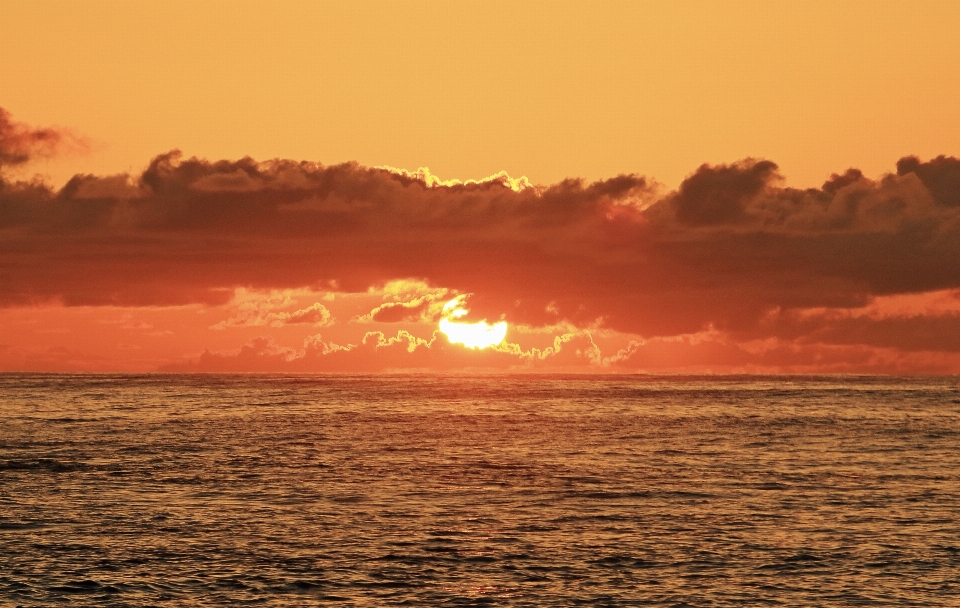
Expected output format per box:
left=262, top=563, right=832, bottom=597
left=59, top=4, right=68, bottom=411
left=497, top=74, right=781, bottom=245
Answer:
left=438, top=298, right=508, bottom=349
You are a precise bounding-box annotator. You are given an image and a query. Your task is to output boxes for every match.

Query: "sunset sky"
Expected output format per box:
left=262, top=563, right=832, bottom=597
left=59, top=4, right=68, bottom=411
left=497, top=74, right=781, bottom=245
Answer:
left=3, top=0, right=960, bottom=373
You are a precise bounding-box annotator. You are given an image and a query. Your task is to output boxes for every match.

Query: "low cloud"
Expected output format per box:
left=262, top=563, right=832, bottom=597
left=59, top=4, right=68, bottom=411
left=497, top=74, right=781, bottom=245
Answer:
left=211, top=290, right=332, bottom=329
left=164, top=328, right=605, bottom=373
left=368, top=300, right=431, bottom=323
left=4, top=107, right=960, bottom=370
left=355, top=286, right=451, bottom=324
left=0, top=108, right=88, bottom=173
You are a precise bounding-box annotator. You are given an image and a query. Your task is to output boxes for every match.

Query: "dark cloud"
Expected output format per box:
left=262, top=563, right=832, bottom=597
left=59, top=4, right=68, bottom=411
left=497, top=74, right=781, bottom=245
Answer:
left=3, top=107, right=960, bottom=359
left=0, top=108, right=86, bottom=174
left=730, top=306, right=960, bottom=353
left=671, top=159, right=779, bottom=226
left=897, top=155, right=960, bottom=207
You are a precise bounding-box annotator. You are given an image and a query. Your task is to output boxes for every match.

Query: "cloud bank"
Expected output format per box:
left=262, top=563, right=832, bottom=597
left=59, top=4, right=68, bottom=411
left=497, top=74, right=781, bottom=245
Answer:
left=3, top=109, right=960, bottom=372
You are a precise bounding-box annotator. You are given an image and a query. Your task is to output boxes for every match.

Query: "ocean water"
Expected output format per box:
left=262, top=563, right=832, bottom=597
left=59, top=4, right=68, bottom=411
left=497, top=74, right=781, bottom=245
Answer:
left=1, top=374, right=959, bottom=606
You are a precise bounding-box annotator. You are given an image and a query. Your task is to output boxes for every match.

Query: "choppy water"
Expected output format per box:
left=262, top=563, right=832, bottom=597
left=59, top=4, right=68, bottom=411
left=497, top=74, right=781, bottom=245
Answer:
left=1, top=374, right=959, bottom=606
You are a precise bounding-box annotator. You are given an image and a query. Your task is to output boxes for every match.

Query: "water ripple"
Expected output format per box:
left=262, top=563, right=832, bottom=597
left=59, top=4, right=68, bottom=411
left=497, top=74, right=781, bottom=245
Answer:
left=1, top=373, right=959, bottom=605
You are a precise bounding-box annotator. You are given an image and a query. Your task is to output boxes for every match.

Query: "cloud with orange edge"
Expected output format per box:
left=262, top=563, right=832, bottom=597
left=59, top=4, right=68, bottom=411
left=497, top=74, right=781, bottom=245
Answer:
left=5, top=108, right=960, bottom=373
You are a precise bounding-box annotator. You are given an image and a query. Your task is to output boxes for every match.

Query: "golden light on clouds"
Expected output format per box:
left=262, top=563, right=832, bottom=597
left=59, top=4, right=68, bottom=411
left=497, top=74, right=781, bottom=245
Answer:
left=376, top=165, right=534, bottom=193
left=3, top=2, right=960, bottom=374
left=438, top=298, right=508, bottom=350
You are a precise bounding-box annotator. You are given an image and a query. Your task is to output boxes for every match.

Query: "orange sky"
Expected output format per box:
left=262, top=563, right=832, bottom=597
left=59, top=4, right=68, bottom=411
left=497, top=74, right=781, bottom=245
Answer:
left=3, top=1, right=960, bottom=373
left=5, top=1, right=960, bottom=190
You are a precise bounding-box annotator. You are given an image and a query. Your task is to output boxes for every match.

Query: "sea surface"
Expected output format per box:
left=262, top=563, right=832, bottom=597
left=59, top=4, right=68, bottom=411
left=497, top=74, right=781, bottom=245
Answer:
left=1, top=374, right=959, bottom=606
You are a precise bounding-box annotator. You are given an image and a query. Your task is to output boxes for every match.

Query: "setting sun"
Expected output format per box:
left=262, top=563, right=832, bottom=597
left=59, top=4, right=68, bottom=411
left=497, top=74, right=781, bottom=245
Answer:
left=438, top=298, right=508, bottom=349
left=4, top=3, right=960, bottom=606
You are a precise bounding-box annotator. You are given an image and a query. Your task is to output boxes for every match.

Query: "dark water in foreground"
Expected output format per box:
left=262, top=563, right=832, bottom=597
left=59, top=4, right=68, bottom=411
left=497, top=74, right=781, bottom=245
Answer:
left=1, top=374, right=959, bottom=606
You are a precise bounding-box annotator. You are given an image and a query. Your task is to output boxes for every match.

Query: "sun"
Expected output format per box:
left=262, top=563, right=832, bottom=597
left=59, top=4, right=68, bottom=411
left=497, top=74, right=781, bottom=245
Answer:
left=438, top=298, right=508, bottom=349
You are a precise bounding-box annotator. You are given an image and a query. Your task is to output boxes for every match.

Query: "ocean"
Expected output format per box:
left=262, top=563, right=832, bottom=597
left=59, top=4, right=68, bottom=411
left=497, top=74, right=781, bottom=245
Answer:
left=1, top=374, right=958, bottom=606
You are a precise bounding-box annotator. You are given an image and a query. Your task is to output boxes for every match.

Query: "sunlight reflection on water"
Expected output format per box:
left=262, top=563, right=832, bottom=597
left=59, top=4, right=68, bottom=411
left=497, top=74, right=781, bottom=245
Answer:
left=1, top=373, right=959, bottom=605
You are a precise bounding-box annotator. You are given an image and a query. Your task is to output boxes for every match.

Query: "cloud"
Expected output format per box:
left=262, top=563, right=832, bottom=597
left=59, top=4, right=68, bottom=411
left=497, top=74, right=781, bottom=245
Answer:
left=211, top=289, right=332, bottom=329
left=4, top=106, right=960, bottom=369
left=281, top=302, right=332, bottom=325
left=355, top=283, right=451, bottom=324
left=164, top=326, right=608, bottom=373
left=377, top=165, right=535, bottom=193
left=367, top=300, right=431, bottom=323
left=0, top=108, right=88, bottom=173
left=671, top=159, right=779, bottom=226
left=897, top=155, right=960, bottom=208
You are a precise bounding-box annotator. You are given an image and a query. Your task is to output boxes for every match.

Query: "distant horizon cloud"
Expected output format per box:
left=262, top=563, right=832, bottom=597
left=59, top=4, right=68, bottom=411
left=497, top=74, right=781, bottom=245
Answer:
left=4, top=108, right=960, bottom=373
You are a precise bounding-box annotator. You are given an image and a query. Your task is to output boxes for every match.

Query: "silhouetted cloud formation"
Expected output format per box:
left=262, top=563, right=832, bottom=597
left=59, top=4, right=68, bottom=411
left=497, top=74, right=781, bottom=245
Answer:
left=3, top=108, right=960, bottom=363
left=0, top=108, right=86, bottom=171
left=672, top=159, right=780, bottom=226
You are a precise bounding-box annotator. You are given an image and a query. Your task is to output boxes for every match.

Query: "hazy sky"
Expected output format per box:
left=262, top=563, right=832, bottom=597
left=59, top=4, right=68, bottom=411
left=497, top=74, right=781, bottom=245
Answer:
left=4, top=1, right=959, bottom=189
